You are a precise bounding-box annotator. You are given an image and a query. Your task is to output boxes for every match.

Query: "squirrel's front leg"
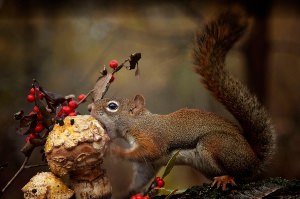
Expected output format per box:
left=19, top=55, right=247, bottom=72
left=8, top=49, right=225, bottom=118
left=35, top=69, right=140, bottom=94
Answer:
left=127, top=162, right=160, bottom=197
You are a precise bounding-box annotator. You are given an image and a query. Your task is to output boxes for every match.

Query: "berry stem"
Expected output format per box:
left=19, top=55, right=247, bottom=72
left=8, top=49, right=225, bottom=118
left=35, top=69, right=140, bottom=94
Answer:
left=77, top=89, right=94, bottom=106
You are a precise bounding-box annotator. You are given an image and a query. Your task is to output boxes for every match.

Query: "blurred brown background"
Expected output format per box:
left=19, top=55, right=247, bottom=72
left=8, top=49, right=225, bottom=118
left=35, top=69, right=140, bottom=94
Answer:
left=0, top=0, right=299, bottom=198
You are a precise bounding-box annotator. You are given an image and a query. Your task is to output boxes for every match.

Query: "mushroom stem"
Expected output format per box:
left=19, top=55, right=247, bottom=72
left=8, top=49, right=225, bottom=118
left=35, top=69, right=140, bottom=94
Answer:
left=71, top=171, right=112, bottom=199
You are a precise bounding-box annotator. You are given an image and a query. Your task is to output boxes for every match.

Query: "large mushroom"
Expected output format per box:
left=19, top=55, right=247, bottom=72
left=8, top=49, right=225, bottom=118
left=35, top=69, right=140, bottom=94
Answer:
left=44, top=115, right=111, bottom=199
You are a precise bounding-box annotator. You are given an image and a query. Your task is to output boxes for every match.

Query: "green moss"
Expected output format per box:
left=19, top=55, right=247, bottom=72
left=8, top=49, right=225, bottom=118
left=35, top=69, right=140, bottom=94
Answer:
left=152, top=177, right=300, bottom=199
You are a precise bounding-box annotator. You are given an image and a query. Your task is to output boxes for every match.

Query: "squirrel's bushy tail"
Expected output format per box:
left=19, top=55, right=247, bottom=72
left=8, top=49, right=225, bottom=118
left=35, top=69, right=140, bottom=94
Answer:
left=193, top=8, right=275, bottom=169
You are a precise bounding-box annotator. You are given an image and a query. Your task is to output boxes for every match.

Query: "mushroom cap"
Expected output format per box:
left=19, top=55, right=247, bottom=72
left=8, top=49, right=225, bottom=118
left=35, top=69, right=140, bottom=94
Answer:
left=22, top=172, right=74, bottom=199
left=45, top=115, right=110, bottom=177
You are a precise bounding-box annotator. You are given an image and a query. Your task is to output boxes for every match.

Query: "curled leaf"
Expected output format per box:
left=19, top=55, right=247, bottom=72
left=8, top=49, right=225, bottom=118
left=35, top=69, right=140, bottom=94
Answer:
left=129, top=52, right=141, bottom=70
left=92, top=73, right=112, bottom=101
left=40, top=87, right=67, bottom=108
left=30, top=138, right=46, bottom=146
left=17, top=114, right=37, bottom=135
left=20, top=142, right=35, bottom=157
left=34, top=88, right=54, bottom=129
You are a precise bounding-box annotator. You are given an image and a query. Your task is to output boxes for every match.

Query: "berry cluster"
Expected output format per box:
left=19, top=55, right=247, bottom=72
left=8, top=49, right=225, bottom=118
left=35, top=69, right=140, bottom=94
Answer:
left=6, top=53, right=142, bottom=197
left=154, top=177, right=165, bottom=188
left=24, top=85, right=87, bottom=143
left=108, top=59, right=118, bottom=83
left=25, top=88, right=45, bottom=142
left=57, top=94, right=85, bottom=117
left=130, top=193, right=150, bottom=199
left=130, top=177, right=165, bottom=199
left=27, top=87, right=44, bottom=102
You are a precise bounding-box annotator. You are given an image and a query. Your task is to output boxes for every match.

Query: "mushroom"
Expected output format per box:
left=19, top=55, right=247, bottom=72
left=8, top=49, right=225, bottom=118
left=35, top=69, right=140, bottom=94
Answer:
left=45, top=115, right=111, bottom=199
left=22, top=172, right=74, bottom=199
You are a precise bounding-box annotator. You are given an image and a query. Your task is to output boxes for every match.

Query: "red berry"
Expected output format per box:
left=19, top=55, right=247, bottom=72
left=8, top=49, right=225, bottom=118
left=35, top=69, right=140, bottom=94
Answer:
left=68, top=100, right=78, bottom=109
left=155, top=176, right=161, bottom=183
left=30, top=88, right=35, bottom=95
left=109, top=75, right=115, bottom=83
left=30, top=87, right=40, bottom=94
left=78, top=94, right=86, bottom=102
left=25, top=136, right=30, bottom=142
left=157, top=179, right=165, bottom=188
left=57, top=109, right=63, bottom=117
left=33, top=106, right=39, bottom=113
left=135, top=194, right=142, bottom=199
left=38, top=93, right=44, bottom=100
left=37, top=113, right=43, bottom=120
left=26, top=133, right=36, bottom=142
left=27, top=94, right=35, bottom=103
left=62, top=106, right=72, bottom=114
left=109, top=60, right=119, bottom=69
left=30, top=133, right=36, bottom=139
left=130, top=196, right=137, bottom=199
left=68, top=111, right=77, bottom=116
left=35, top=123, right=44, bottom=133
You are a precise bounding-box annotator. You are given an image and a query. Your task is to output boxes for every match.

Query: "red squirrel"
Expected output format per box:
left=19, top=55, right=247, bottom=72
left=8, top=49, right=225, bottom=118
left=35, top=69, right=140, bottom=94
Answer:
left=90, top=8, right=275, bottom=195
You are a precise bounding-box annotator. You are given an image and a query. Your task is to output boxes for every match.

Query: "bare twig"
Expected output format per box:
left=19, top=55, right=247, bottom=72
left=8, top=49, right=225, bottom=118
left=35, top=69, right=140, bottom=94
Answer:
left=1, top=157, right=29, bottom=195
left=24, top=163, right=48, bottom=169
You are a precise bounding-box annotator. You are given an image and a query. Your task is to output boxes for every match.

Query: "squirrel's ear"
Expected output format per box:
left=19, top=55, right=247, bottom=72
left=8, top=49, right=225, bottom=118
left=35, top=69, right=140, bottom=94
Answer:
left=132, top=95, right=145, bottom=114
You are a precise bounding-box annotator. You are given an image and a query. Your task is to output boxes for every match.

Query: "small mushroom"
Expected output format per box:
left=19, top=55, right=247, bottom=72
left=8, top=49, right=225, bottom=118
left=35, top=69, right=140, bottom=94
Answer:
left=45, top=115, right=111, bottom=199
left=22, top=172, right=74, bottom=199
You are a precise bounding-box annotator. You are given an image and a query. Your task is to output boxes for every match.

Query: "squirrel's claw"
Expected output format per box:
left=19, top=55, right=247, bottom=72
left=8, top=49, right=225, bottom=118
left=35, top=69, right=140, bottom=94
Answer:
left=211, top=175, right=236, bottom=191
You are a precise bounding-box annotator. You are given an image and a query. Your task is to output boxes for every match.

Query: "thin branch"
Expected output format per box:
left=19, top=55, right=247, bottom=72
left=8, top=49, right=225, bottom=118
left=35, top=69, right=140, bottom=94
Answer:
left=1, top=157, right=29, bottom=195
left=77, top=89, right=95, bottom=106
left=24, top=163, right=48, bottom=169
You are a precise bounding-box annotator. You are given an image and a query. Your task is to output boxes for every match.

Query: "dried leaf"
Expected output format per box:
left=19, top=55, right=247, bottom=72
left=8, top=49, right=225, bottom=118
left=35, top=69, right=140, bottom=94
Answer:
left=40, top=88, right=67, bottom=107
left=20, top=142, right=35, bottom=157
left=92, top=73, right=112, bottom=101
left=34, top=89, right=54, bottom=129
left=135, top=63, right=140, bottom=77
left=100, top=67, right=108, bottom=76
left=14, top=110, right=24, bottom=120
left=17, top=114, right=37, bottom=135
left=129, top=52, right=141, bottom=70
left=30, top=138, right=45, bottom=146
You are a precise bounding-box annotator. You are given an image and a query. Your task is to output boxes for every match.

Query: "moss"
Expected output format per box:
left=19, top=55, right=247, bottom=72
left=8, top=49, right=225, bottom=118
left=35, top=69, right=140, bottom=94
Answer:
left=152, top=177, right=300, bottom=199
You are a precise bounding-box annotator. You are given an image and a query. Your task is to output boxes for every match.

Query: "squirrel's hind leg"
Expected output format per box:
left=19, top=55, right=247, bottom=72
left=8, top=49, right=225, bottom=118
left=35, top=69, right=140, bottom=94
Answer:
left=211, top=175, right=237, bottom=190
left=195, top=132, right=258, bottom=181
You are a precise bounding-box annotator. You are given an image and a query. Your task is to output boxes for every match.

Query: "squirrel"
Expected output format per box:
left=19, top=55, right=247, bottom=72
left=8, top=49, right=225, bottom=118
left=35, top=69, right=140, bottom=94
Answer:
left=90, top=8, right=275, bottom=196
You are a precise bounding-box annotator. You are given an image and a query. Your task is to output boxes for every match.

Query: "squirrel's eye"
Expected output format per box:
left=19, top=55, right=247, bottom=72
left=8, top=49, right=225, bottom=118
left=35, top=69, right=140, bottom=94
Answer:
left=106, top=101, right=119, bottom=112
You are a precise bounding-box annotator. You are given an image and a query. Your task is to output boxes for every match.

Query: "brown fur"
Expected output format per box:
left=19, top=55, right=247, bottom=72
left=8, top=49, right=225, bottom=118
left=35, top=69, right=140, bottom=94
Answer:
left=91, top=8, right=276, bottom=195
left=193, top=8, right=275, bottom=169
left=111, top=130, right=162, bottom=160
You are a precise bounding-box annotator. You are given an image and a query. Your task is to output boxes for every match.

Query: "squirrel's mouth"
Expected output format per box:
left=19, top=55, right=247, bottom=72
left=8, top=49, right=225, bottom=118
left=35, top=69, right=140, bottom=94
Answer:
left=101, top=125, right=111, bottom=136
left=100, top=123, right=138, bottom=150
left=97, top=120, right=117, bottom=140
